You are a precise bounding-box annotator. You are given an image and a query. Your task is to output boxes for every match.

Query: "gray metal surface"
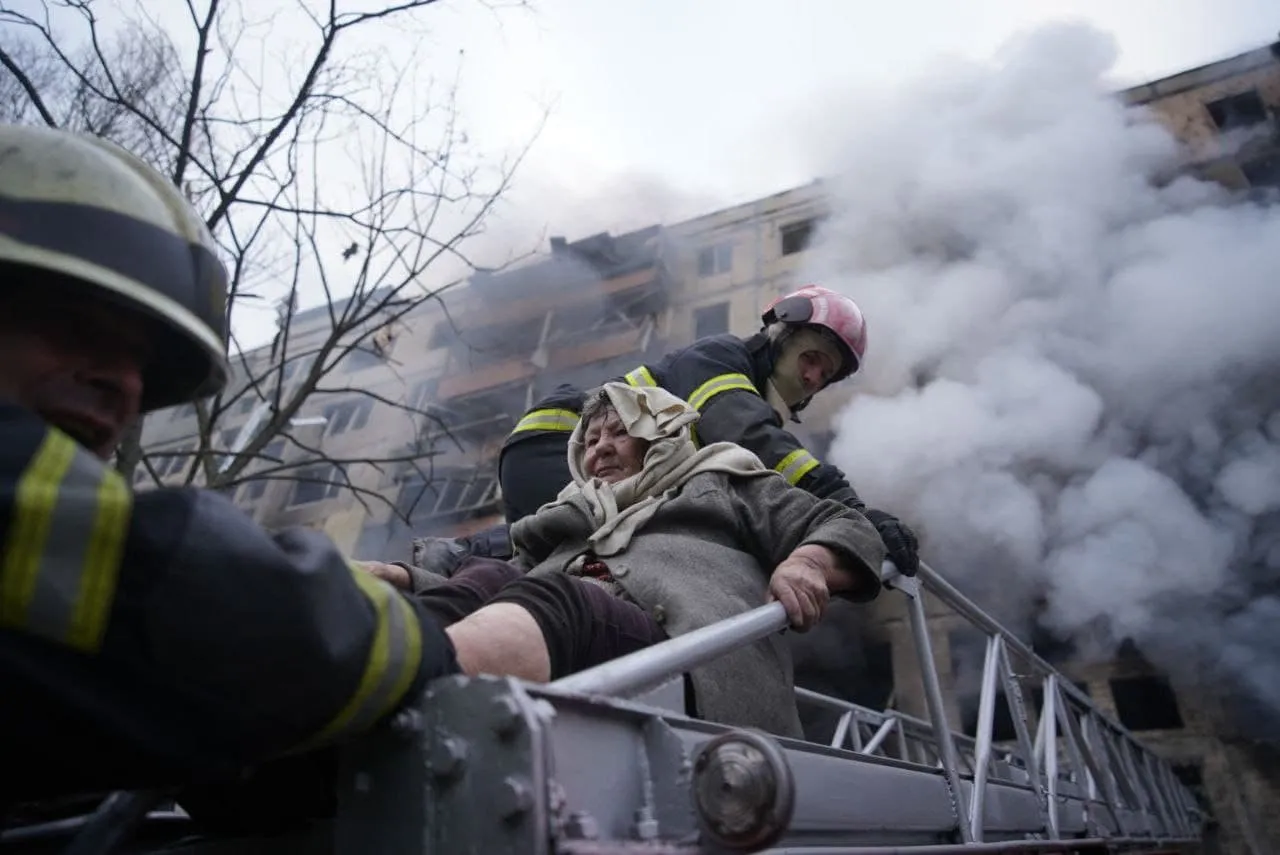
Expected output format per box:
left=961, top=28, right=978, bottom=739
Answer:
left=326, top=668, right=1199, bottom=854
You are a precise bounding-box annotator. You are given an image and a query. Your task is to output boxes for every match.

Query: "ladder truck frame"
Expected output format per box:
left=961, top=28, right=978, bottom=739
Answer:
left=3, top=562, right=1204, bottom=854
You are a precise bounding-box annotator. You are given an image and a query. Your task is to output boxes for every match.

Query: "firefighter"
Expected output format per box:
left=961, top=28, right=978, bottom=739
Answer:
left=0, top=123, right=461, bottom=809
left=491, top=285, right=921, bottom=576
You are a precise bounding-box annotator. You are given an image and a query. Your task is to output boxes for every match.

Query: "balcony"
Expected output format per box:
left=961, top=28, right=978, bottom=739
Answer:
left=547, top=318, right=654, bottom=372
left=450, top=266, right=668, bottom=332
left=437, top=359, right=537, bottom=401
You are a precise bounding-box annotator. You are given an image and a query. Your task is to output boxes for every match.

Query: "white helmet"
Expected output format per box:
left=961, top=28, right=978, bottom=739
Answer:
left=0, top=123, right=229, bottom=411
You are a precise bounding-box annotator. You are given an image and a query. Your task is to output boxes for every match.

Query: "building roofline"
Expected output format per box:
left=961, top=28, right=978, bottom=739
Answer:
left=665, top=178, right=825, bottom=234
left=1119, top=38, right=1280, bottom=105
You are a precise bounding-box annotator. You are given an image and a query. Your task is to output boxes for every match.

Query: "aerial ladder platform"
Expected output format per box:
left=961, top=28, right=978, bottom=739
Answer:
left=2, top=562, right=1204, bottom=854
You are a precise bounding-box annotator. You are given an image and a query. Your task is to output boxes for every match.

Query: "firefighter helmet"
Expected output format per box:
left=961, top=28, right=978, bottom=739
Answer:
left=0, top=123, right=229, bottom=412
left=762, top=285, right=867, bottom=382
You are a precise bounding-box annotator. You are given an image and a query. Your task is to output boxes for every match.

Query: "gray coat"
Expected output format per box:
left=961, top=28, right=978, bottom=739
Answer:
left=512, top=470, right=886, bottom=738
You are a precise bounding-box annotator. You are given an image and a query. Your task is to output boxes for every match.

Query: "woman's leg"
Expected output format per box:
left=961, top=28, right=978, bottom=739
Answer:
left=444, top=575, right=667, bottom=682
left=414, top=556, right=523, bottom=627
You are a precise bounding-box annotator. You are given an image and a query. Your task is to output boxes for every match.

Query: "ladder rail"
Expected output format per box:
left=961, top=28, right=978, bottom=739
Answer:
left=546, top=559, right=1204, bottom=847
left=379, top=673, right=1203, bottom=855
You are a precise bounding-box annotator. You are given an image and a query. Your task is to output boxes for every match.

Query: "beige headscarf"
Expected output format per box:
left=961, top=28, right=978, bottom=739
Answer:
left=552, top=381, right=771, bottom=556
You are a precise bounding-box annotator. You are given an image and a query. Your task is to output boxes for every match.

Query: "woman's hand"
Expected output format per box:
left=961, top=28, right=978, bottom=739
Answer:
left=767, top=552, right=832, bottom=631
left=355, top=560, right=412, bottom=591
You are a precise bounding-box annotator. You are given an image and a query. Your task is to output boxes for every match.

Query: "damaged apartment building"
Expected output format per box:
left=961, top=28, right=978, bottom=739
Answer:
left=364, top=226, right=675, bottom=552
left=1121, top=35, right=1280, bottom=193
left=134, top=33, right=1280, bottom=855
left=135, top=227, right=681, bottom=555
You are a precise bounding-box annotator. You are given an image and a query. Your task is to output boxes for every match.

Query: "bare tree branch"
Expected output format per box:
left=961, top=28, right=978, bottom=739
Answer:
left=5, top=0, right=539, bottom=538
left=0, top=43, right=57, bottom=126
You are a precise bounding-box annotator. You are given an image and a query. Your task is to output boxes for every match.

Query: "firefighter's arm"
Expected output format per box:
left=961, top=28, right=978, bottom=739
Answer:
left=0, top=406, right=457, bottom=762
left=507, top=384, right=587, bottom=441
left=668, top=340, right=866, bottom=509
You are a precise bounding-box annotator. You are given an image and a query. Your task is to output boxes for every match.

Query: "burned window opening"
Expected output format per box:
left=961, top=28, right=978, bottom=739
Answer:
left=780, top=219, right=817, bottom=256
left=1109, top=674, right=1184, bottom=731
left=1205, top=89, right=1269, bottom=133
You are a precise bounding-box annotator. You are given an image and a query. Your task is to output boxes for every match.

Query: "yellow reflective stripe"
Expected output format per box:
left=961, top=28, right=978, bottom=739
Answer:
left=775, top=448, right=820, bottom=486
left=513, top=408, right=579, bottom=433
left=687, top=372, right=758, bottom=411
left=305, top=567, right=423, bottom=745
left=0, top=429, right=131, bottom=654
left=73, top=466, right=131, bottom=650
left=624, top=366, right=656, bottom=387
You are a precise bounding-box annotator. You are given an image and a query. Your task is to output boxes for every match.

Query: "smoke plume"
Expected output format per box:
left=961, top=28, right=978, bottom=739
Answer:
left=804, top=22, right=1280, bottom=735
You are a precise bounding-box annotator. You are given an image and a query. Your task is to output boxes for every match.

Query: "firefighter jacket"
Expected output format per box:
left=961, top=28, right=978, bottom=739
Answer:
left=0, top=401, right=458, bottom=802
left=499, top=333, right=866, bottom=521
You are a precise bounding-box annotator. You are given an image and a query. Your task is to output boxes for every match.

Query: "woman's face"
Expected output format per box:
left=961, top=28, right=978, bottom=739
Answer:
left=582, top=407, right=649, bottom=483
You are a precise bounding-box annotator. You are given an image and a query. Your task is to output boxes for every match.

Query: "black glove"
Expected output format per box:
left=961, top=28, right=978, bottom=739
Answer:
left=864, top=508, right=920, bottom=577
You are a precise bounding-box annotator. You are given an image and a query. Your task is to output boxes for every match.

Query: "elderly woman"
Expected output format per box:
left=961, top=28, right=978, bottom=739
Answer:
left=366, top=382, right=885, bottom=737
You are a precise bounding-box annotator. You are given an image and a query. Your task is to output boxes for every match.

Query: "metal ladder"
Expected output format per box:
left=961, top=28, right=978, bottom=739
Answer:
left=325, top=561, right=1203, bottom=854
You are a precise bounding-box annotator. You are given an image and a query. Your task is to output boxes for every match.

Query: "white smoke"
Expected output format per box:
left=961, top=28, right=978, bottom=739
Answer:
left=804, top=22, right=1280, bottom=731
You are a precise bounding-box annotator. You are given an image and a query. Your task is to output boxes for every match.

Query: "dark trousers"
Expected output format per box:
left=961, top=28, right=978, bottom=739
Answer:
left=417, top=557, right=667, bottom=680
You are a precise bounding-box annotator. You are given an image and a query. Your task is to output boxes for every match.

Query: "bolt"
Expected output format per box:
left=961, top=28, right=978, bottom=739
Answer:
left=390, top=707, right=424, bottom=736
left=498, top=776, right=533, bottom=821
left=563, top=811, right=600, bottom=840
left=428, top=736, right=467, bottom=780
left=491, top=695, right=522, bottom=738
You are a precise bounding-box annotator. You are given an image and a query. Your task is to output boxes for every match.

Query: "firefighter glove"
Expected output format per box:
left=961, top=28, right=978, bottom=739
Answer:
left=864, top=508, right=920, bottom=577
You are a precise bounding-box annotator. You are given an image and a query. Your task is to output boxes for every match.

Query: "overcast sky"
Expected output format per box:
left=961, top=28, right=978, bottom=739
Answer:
left=430, top=0, right=1277, bottom=217
left=43, top=0, right=1270, bottom=342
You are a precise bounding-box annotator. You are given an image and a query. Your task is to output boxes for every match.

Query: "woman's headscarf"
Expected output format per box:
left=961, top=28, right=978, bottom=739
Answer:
left=549, top=381, right=771, bottom=556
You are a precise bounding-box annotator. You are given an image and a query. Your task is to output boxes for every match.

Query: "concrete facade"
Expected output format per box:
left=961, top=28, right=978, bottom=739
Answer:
left=1120, top=39, right=1280, bottom=192
left=136, top=36, right=1280, bottom=853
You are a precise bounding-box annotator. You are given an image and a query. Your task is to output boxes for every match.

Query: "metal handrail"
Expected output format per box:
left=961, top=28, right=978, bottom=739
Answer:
left=550, top=601, right=789, bottom=698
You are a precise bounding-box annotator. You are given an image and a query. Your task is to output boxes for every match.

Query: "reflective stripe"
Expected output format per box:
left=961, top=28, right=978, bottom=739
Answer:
left=513, top=408, right=579, bottom=434
left=624, top=366, right=657, bottom=387
left=774, top=448, right=821, bottom=486
left=305, top=567, right=424, bottom=746
left=687, top=372, right=758, bottom=411
left=0, top=429, right=131, bottom=653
